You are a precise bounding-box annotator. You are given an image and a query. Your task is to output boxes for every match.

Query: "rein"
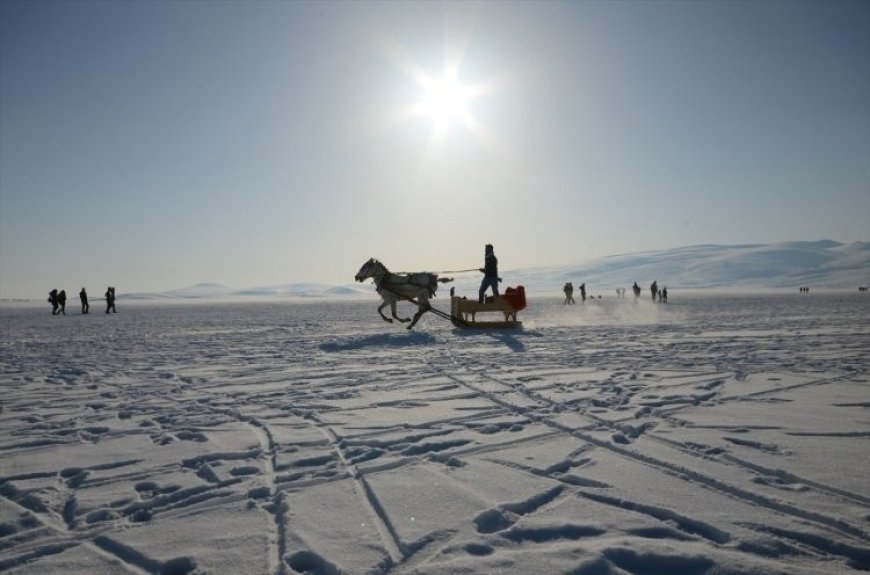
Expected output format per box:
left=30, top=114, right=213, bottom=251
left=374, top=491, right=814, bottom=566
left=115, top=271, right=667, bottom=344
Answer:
left=394, top=267, right=478, bottom=275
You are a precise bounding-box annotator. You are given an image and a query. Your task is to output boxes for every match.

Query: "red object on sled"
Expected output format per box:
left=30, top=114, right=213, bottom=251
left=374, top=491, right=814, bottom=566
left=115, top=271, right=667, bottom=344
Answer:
left=503, top=285, right=526, bottom=312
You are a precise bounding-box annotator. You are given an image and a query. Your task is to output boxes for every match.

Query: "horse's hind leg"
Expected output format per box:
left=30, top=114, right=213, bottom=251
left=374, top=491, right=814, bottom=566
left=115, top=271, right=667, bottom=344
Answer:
left=407, top=308, right=426, bottom=329
left=407, top=299, right=430, bottom=330
left=377, top=301, right=393, bottom=323
left=391, top=301, right=411, bottom=323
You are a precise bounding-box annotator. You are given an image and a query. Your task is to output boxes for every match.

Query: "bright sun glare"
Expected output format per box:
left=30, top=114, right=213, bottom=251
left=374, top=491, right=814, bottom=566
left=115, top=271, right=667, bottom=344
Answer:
left=419, top=70, right=475, bottom=134
left=381, top=34, right=494, bottom=144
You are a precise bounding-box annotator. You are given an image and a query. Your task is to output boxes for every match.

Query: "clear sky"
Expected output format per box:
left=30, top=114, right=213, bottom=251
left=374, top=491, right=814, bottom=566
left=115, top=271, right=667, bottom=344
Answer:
left=1, top=0, right=868, bottom=299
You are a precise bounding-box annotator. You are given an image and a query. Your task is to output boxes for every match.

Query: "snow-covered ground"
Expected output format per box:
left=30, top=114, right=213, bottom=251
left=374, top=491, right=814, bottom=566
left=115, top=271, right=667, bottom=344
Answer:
left=1, top=291, right=868, bottom=574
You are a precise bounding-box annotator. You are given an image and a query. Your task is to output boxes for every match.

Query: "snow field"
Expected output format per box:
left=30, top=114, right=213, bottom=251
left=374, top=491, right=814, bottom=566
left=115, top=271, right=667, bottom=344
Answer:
left=0, top=292, right=868, bottom=574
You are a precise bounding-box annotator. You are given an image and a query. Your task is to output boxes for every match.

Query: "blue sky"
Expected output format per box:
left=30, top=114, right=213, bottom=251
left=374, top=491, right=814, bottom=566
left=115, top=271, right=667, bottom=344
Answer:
left=1, top=0, right=868, bottom=299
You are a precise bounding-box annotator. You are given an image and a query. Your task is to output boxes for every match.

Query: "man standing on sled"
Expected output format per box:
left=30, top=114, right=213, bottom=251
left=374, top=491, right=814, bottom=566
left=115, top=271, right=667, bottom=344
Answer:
left=478, top=243, right=500, bottom=303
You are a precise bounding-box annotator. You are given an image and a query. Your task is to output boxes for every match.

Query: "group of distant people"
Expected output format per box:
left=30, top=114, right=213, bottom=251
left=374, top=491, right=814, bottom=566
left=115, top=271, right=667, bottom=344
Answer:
left=562, top=281, right=668, bottom=304
left=562, top=282, right=586, bottom=304
left=48, top=287, right=116, bottom=315
left=649, top=281, right=668, bottom=303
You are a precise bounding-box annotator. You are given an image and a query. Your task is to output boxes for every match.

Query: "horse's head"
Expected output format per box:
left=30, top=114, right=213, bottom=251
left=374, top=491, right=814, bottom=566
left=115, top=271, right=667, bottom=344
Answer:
left=355, top=258, right=385, bottom=282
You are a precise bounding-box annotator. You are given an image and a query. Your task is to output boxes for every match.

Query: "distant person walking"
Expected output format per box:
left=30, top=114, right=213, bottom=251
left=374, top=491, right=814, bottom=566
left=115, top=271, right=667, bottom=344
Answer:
left=579, top=282, right=586, bottom=303
left=662, top=287, right=668, bottom=303
left=632, top=282, right=641, bottom=298
left=48, top=289, right=59, bottom=315
left=79, top=288, right=89, bottom=314
left=650, top=281, right=658, bottom=302
left=57, top=289, right=67, bottom=315
left=105, top=286, right=116, bottom=313
left=478, top=244, right=500, bottom=303
left=563, top=282, right=575, bottom=304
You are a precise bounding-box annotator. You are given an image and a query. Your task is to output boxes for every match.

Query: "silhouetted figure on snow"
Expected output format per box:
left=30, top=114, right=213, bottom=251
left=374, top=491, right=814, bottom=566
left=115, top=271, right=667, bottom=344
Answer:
left=579, top=283, right=586, bottom=302
left=105, top=287, right=117, bottom=313
left=650, top=281, right=658, bottom=301
left=662, top=287, right=668, bottom=303
left=57, top=289, right=67, bottom=315
left=48, top=289, right=59, bottom=315
left=632, top=282, right=641, bottom=298
left=79, top=288, right=89, bottom=314
left=563, top=282, right=575, bottom=304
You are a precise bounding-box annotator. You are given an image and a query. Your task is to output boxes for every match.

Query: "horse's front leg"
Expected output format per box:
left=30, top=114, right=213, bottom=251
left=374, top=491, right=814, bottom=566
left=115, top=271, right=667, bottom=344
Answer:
left=377, top=301, right=393, bottom=323
left=391, top=301, right=411, bottom=323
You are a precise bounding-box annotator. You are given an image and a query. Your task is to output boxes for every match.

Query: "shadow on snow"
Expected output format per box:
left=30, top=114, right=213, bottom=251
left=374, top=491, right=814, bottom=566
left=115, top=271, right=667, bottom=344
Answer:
left=319, top=331, right=437, bottom=352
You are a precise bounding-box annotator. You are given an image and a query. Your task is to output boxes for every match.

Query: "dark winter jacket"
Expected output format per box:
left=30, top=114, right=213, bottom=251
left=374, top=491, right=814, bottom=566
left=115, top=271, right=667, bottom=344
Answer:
left=483, top=253, right=498, bottom=278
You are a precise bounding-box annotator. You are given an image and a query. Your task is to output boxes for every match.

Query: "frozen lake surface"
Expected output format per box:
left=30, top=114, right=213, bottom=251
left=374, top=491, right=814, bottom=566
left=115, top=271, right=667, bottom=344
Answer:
left=1, top=292, right=868, bottom=574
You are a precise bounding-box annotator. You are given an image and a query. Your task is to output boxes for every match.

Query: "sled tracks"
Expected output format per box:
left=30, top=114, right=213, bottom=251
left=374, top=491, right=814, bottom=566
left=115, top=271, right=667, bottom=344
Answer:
left=434, top=339, right=870, bottom=570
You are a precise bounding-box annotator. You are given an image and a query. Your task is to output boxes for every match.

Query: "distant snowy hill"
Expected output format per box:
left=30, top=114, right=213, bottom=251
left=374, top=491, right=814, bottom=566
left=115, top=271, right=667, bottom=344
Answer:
left=123, top=282, right=236, bottom=300
left=233, top=283, right=348, bottom=297
left=123, top=282, right=370, bottom=300
left=519, top=240, right=870, bottom=292
left=122, top=241, right=869, bottom=300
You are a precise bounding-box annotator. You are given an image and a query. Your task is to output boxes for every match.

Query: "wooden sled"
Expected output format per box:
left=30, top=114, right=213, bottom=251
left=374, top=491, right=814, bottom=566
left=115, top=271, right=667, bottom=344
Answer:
left=450, top=286, right=526, bottom=329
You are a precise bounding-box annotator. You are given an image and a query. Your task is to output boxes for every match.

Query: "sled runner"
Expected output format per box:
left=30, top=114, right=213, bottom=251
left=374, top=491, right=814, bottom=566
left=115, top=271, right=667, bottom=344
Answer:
left=450, top=286, right=526, bottom=329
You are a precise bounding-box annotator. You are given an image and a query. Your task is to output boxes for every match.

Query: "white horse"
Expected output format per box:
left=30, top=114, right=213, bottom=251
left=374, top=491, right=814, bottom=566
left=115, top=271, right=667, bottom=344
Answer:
left=355, top=258, right=453, bottom=329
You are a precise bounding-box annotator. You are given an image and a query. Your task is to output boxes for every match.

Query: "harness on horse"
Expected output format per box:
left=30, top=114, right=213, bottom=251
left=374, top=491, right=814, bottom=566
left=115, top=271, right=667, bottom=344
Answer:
left=378, top=273, right=440, bottom=299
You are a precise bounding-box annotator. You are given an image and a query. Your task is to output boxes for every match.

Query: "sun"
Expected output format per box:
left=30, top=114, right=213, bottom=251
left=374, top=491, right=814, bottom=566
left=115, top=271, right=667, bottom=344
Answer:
left=377, top=32, right=496, bottom=144
left=418, top=69, right=476, bottom=134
